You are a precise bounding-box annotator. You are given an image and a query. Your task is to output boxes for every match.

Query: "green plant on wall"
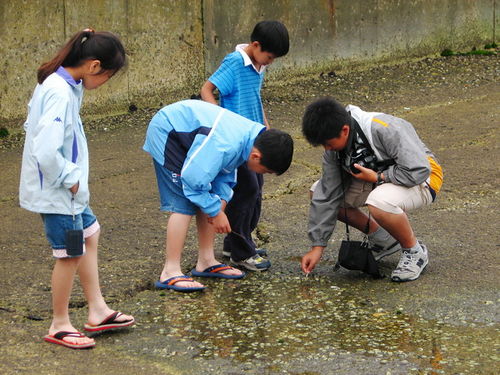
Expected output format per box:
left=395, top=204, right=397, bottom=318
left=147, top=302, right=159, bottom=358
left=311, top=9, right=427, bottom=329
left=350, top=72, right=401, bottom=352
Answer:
left=441, top=43, right=498, bottom=57
left=0, top=127, right=9, bottom=138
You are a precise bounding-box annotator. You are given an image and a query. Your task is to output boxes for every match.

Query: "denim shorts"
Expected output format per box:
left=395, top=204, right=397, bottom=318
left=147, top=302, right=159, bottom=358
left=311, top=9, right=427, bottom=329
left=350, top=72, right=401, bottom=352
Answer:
left=41, top=206, right=100, bottom=258
left=153, top=159, right=197, bottom=215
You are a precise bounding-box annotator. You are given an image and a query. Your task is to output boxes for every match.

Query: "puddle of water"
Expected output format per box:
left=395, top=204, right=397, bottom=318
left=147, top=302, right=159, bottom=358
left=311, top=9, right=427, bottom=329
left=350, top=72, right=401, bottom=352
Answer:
left=138, top=276, right=498, bottom=373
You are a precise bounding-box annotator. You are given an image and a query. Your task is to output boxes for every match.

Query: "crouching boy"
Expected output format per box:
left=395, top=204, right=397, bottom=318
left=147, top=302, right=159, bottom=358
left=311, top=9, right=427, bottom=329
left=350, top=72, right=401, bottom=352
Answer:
left=301, top=97, right=443, bottom=282
left=143, top=100, right=293, bottom=292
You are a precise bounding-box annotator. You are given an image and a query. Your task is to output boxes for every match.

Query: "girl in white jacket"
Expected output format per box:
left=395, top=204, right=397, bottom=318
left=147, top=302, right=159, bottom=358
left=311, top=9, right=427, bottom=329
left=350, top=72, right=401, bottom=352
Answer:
left=19, top=29, right=134, bottom=349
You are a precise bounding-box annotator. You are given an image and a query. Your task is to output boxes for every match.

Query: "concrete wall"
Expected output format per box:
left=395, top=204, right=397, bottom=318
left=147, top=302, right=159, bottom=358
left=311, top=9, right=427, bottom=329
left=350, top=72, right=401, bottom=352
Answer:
left=0, top=0, right=204, bottom=123
left=0, top=0, right=497, bottom=123
left=204, top=0, right=497, bottom=76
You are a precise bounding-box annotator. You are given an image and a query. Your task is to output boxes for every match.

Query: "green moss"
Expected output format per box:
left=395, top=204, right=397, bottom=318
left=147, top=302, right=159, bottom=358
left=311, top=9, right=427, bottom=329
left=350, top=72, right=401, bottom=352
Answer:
left=466, top=49, right=495, bottom=56
left=441, top=46, right=496, bottom=57
left=0, top=127, right=9, bottom=138
left=440, top=49, right=455, bottom=56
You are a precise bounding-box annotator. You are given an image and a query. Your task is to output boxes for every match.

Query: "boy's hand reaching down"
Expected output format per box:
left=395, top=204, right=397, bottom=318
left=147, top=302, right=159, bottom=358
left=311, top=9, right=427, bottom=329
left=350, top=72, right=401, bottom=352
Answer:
left=208, top=211, right=231, bottom=233
left=301, top=246, right=325, bottom=274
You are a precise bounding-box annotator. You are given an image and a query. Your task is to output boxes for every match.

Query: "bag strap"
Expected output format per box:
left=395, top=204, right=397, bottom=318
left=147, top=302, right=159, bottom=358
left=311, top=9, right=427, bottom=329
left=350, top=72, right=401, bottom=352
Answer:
left=339, top=166, right=370, bottom=240
left=351, top=117, right=374, bottom=155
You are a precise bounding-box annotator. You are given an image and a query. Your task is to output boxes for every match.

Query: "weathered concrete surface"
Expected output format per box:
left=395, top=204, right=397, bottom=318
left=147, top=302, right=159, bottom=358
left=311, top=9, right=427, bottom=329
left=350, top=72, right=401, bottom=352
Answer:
left=0, top=54, right=499, bottom=374
left=204, top=0, right=497, bottom=74
left=1, top=0, right=497, bottom=122
left=0, top=0, right=204, bottom=121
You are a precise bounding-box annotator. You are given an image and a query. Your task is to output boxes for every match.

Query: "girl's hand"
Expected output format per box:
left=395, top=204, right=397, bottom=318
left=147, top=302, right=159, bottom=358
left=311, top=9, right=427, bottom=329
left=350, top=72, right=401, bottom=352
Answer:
left=69, top=182, right=79, bottom=194
left=350, top=164, right=377, bottom=183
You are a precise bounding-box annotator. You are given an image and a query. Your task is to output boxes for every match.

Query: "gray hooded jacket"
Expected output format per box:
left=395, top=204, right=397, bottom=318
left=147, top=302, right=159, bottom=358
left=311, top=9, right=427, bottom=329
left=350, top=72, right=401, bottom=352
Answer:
left=308, top=104, right=441, bottom=247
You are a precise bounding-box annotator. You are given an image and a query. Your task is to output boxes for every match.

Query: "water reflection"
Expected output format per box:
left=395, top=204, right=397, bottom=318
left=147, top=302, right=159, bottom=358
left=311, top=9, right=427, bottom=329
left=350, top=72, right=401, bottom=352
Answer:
left=151, top=276, right=497, bottom=373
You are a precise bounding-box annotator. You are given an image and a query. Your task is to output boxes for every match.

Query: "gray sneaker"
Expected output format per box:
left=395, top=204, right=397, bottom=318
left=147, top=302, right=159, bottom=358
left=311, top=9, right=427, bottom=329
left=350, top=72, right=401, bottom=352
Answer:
left=371, top=240, right=402, bottom=261
left=223, top=248, right=268, bottom=258
left=230, top=254, right=271, bottom=271
left=391, top=243, right=429, bottom=282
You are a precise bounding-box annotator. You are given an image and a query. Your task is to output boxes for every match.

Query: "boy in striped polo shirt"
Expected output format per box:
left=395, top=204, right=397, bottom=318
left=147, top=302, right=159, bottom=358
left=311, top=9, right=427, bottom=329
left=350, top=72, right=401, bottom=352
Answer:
left=201, top=21, right=289, bottom=271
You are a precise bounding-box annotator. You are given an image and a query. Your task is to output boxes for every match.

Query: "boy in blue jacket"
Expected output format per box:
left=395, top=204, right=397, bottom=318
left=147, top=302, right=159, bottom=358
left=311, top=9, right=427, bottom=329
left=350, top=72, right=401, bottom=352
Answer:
left=201, top=20, right=289, bottom=271
left=143, top=100, right=293, bottom=292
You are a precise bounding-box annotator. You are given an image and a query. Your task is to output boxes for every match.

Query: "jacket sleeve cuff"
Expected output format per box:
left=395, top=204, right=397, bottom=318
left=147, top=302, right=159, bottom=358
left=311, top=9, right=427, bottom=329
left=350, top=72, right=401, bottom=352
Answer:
left=204, top=198, right=222, bottom=218
left=311, top=240, right=328, bottom=247
left=61, top=166, right=81, bottom=189
left=383, top=166, right=394, bottom=184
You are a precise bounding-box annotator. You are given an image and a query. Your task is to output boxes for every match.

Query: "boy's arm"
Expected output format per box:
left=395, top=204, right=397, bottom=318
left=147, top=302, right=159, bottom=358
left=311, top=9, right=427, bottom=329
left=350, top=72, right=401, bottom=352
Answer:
left=207, top=207, right=231, bottom=233
left=308, top=151, right=344, bottom=247
left=205, top=54, right=236, bottom=99
left=200, top=81, right=218, bottom=105
left=303, top=152, right=344, bottom=274
left=372, top=121, right=430, bottom=186
left=180, top=132, right=232, bottom=218
left=263, top=110, right=270, bottom=129
left=211, top=170, right=237, bottom=203
left=301, top=246, right=325, bottom=274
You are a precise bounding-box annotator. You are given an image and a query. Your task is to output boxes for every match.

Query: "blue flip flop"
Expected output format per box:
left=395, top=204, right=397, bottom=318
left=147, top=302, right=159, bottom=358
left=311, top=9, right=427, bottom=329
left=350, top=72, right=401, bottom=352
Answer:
left=191, top=264, right=246, bottom=279
left=154, top=275, right=206, bottom=292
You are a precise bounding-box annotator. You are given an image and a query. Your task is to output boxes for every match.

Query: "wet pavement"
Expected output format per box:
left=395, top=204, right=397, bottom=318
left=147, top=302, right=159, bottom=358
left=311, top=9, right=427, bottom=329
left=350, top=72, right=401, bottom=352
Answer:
left=0, top=54, right=499, bottom=374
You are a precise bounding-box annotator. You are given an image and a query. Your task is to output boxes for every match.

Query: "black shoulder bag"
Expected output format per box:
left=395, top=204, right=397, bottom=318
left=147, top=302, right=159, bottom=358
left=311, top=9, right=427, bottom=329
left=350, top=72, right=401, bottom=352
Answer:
left=335, top=214, right=382, bottom=278
left=334, top=166, right=383, bottom=278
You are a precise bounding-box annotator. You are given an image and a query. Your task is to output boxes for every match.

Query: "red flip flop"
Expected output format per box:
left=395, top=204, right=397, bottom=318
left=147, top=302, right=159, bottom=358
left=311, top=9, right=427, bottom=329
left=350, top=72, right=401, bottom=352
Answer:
left=44, top=331, right=95, bottom=349
left=84, top=311, right=135, bottom=332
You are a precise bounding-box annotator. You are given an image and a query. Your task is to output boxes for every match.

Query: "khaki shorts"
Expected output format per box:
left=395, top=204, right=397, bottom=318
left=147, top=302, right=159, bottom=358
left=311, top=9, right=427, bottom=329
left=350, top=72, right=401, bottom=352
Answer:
left=311, top=178, right=433, bottom=214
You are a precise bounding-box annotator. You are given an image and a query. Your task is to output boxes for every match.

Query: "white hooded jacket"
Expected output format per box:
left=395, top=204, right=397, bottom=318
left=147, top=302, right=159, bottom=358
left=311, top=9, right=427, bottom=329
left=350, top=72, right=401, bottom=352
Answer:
left=19, top=68, right=89, bottom=215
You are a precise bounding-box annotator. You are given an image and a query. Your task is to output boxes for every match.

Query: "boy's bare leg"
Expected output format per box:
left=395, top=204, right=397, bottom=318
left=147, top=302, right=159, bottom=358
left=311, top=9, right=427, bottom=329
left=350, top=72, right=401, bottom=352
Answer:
left=195, top=211, right=243, bottom=276
left=78, top=230, right=133, bottom=325
left=49, top=257, right=94, bottom=345
left=337, top=207, right=379, bottom=234
left=160, top=213, right=204, bottom=288
left=367, top=205, right=416, bottom=248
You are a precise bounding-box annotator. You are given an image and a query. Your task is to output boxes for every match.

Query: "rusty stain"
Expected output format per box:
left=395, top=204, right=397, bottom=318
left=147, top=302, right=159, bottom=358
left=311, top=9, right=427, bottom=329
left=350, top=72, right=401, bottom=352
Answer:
left=326, top=0, right=336, bottom=34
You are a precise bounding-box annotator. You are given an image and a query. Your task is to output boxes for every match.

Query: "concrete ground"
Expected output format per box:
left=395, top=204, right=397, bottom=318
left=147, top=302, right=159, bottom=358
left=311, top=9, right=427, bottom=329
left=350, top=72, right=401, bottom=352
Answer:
left=0, top=54, right=498, bottom=374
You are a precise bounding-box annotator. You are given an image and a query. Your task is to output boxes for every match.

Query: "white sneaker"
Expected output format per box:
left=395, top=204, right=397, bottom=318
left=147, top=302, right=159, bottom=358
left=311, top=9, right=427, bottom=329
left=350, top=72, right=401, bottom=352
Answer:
left=391, top=242, right=429, bottom=282
left=230, top=254, right=271, bottom=272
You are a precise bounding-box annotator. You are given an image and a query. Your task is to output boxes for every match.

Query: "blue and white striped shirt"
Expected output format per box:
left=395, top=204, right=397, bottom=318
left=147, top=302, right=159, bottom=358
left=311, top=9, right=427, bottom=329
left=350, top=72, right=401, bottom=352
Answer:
left=208, top=45, right=265, bottom=124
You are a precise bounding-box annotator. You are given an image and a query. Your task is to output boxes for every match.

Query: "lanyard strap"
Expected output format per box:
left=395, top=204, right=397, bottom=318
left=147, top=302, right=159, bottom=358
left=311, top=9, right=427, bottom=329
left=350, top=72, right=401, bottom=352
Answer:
left=71, top=193, right=76, bottom=229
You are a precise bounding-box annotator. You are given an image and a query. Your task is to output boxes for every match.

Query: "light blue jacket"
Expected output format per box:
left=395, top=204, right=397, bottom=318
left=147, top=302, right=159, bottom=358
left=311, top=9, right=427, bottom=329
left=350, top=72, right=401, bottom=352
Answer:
left=143, top=100, right=265, bottom=217
left=19, top=68, right=89, bottom=215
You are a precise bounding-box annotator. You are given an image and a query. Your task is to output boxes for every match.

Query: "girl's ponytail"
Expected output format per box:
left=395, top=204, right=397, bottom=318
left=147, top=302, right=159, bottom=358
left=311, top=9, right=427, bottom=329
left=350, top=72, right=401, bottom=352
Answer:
left=37, top=29, right=126, bottom=84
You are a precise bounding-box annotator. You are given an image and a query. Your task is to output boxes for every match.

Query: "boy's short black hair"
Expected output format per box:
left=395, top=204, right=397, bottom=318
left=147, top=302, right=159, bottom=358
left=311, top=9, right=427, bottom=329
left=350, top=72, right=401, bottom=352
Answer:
left=253, top=129, right=293, bottom=175
left=302, top=97, right=350, bottom=146
left=251, top=20, right=289, bottom=57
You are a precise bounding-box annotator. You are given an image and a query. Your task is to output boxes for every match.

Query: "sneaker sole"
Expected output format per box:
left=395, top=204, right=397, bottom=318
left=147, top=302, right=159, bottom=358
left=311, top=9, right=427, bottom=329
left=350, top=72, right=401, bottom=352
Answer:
left=391, top=262, right=428, bottom=282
